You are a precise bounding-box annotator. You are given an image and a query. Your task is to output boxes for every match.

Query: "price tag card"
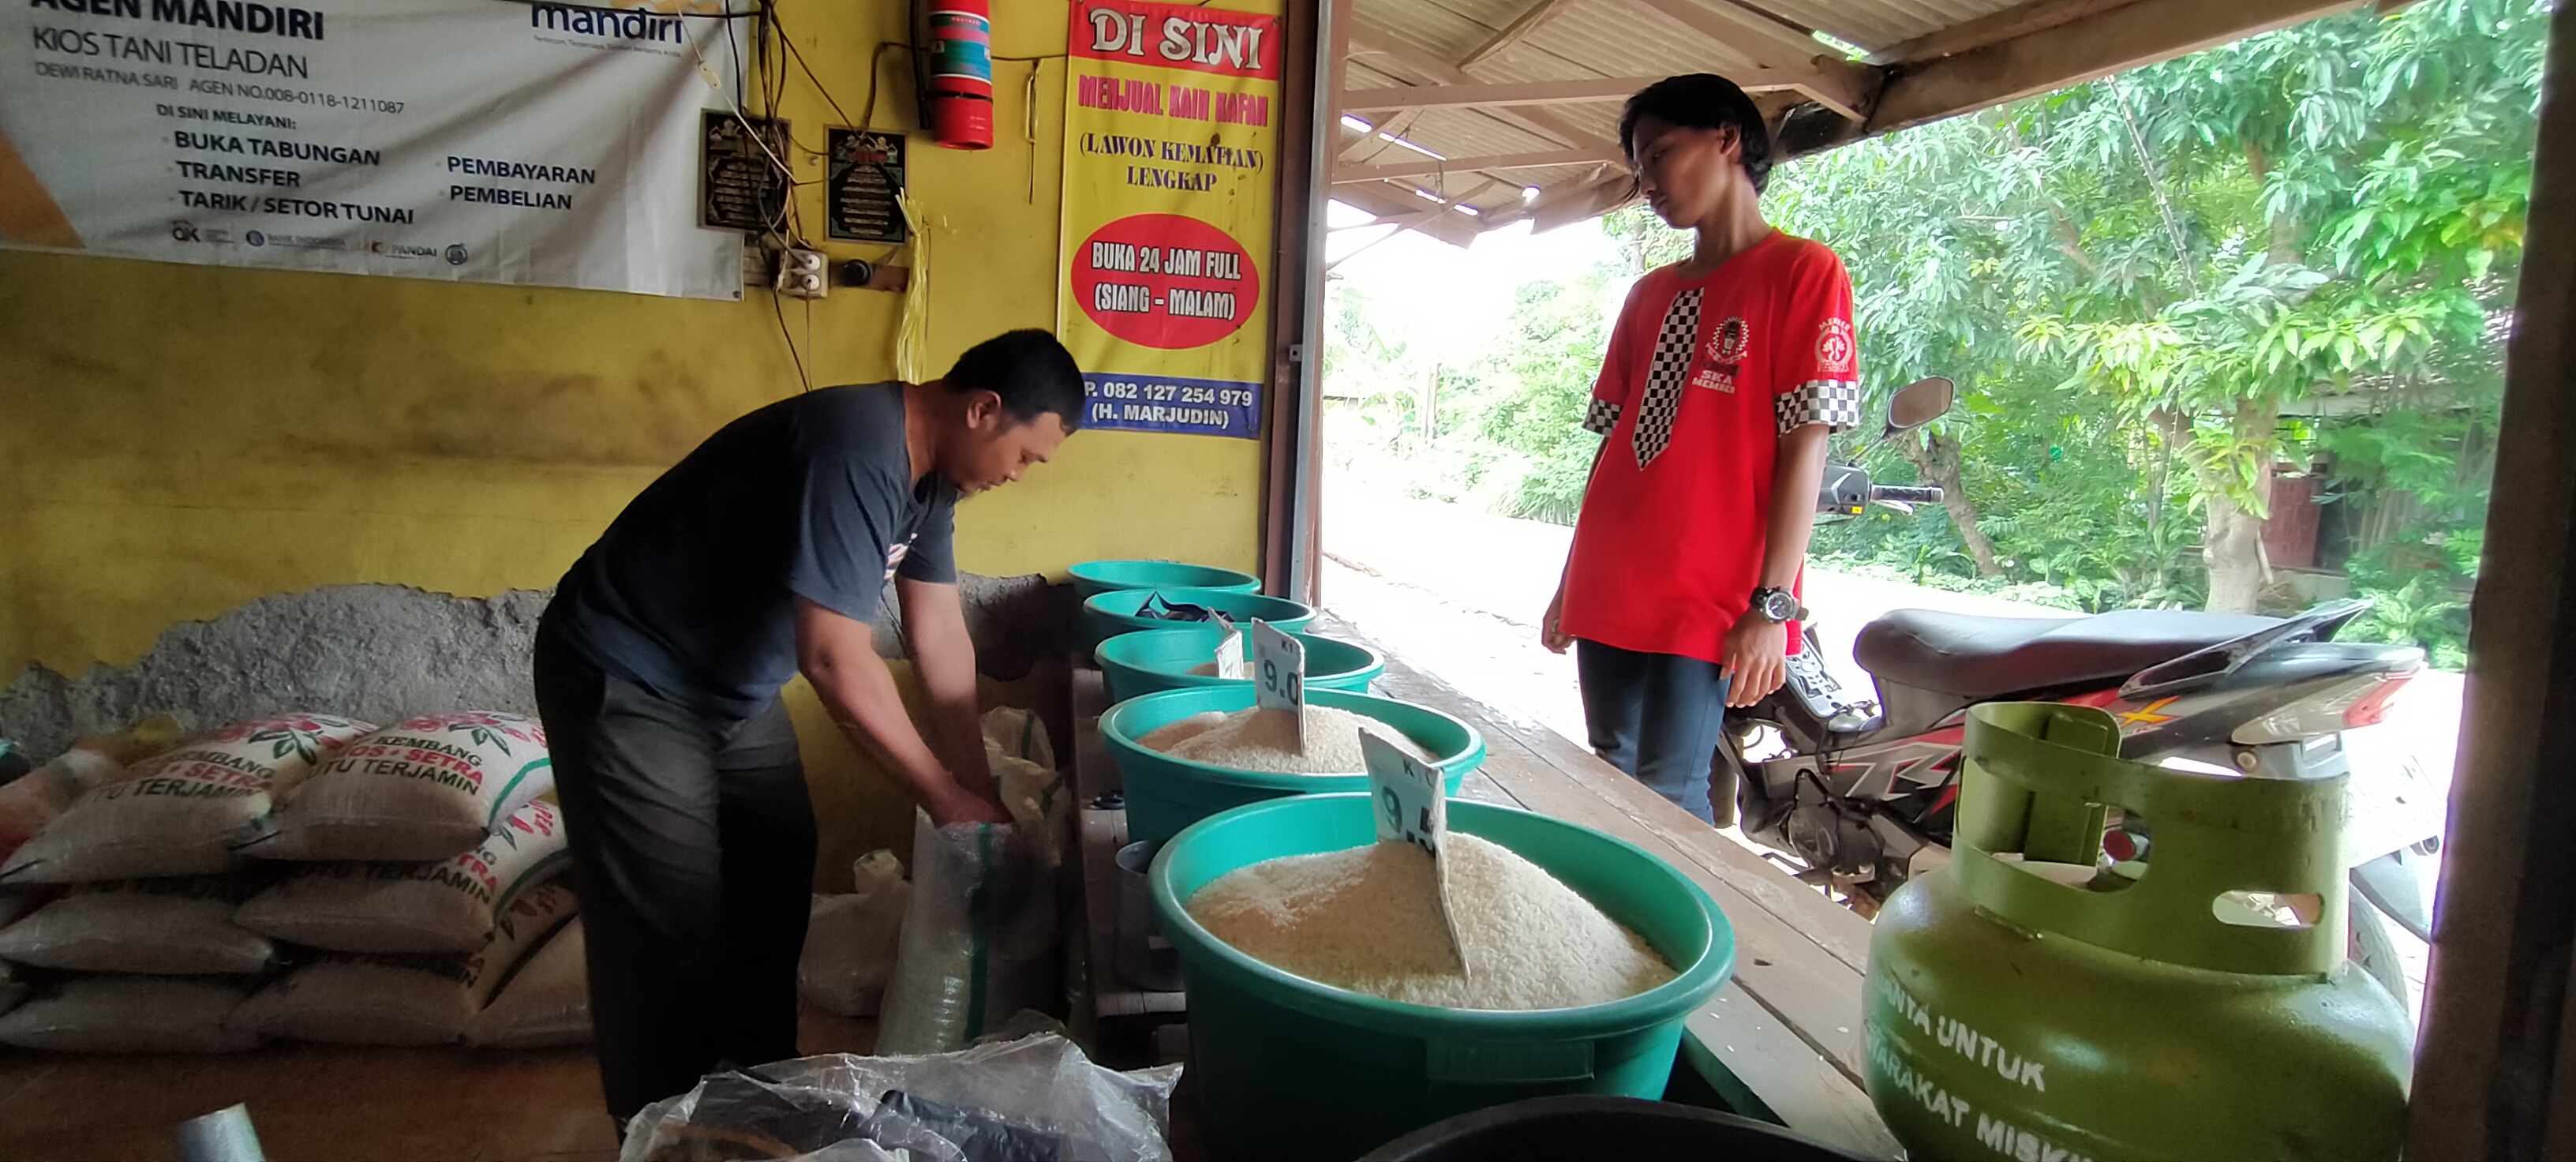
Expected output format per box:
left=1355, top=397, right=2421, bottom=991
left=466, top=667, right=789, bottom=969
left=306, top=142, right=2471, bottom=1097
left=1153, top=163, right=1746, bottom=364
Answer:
left=1252, top=619, right=1305, bottom=751
left=1213, top=613, right=1246, bottom=680
left=1360, top=729, right=1470, bottom=973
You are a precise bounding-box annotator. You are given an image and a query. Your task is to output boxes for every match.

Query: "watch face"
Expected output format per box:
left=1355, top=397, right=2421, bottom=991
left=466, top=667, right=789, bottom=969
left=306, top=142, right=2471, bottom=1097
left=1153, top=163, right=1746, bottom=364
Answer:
left=1761, top=590, right=1797, bottom=620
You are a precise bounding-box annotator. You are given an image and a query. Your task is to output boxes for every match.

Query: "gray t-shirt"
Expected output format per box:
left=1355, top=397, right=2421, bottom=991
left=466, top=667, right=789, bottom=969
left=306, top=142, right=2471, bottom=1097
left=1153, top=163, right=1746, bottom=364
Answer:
left=551, top=383, right=958, bottom=718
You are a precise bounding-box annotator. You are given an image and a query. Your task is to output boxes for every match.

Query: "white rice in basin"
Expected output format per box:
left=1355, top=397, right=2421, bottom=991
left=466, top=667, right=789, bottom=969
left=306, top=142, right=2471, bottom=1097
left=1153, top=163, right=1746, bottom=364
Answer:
left=1136, top=707, right=1436, bottom=774
left=1185, top=834, right=1676, bottom=1010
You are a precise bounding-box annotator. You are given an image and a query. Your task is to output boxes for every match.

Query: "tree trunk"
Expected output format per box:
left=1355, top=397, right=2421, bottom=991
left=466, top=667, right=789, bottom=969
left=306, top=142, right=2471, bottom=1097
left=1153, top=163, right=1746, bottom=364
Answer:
left=1901, top=429, right=2005, bottom=576
left=2202, top=495, right=2270, bottom=613
left=2159, top=396, right=2280, bottom=614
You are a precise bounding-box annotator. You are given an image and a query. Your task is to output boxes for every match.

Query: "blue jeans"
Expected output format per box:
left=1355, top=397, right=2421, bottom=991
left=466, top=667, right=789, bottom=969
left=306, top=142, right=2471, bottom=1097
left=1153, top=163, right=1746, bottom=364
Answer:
left=1576, top=639, right=1731, bottom=824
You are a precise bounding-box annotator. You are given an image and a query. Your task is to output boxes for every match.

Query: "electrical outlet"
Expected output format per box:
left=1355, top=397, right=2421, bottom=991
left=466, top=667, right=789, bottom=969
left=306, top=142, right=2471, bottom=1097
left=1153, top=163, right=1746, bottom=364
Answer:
left=774, top=247, right=828, bottom=299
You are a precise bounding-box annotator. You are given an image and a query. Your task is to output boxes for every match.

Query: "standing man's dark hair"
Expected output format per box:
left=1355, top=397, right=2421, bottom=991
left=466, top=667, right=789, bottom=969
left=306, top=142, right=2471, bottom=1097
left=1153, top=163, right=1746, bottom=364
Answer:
left=947, top=328, right=1085, bottom=429
left=1619, top=73, right=1774, bottom=194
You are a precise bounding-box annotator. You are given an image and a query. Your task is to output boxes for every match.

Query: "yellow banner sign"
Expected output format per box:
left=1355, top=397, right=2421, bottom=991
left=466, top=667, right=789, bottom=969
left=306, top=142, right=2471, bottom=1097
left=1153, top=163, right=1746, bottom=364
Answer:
left=1061, top=0, right=1280, bottom=439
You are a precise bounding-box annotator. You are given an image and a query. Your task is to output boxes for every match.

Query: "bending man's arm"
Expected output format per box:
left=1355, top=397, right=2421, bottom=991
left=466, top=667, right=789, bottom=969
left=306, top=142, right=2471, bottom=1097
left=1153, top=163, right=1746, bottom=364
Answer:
left=1721, top=422, right=1832, bottom=707
left=897, top=576, right=994, bottom=794
left=796, top=596, right=1006, bottom=826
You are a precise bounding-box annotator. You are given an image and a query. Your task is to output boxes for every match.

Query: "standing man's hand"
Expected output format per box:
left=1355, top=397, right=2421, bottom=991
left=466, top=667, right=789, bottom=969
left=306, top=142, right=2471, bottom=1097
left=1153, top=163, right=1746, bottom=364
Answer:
left=1720, top=610, right=1788, bottom=707
left=1542, top=587, right=1574, bottom=654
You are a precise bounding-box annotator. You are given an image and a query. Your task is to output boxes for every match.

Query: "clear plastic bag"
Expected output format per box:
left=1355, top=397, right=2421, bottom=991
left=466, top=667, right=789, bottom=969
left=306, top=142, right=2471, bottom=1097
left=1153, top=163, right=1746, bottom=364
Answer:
left=874, top=710, right=1072, bottom=1055
left=979, top=706, right=1055, bottom=773
left=872, top=811, right=1058, bottom=1055
left=799, top=850, right=912, bottom=1018
left=620, top=1032, right=1182, bottom=1162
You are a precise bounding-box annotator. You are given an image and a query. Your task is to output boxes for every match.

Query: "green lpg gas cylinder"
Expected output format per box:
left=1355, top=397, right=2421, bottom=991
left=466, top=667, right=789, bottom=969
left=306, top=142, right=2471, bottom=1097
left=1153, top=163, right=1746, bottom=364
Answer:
left=1863, top=703, right=2412, bottom=1162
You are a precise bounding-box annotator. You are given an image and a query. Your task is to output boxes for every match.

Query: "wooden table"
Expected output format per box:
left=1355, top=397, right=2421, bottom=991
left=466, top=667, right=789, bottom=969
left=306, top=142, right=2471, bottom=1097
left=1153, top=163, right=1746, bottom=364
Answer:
left=1069, top=617, right=1901, bottom=1158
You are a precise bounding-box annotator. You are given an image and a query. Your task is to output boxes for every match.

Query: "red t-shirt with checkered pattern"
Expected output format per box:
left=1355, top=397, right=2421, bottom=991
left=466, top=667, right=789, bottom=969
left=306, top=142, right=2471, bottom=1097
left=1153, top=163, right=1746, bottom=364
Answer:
left=1560, top=230, right=1860, bottom=664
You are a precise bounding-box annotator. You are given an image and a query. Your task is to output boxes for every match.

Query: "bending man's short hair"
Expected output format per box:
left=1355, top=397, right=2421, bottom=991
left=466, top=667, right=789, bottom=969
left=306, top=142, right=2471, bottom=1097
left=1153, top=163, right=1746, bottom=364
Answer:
left=946, top=329, right=1085, bottom=429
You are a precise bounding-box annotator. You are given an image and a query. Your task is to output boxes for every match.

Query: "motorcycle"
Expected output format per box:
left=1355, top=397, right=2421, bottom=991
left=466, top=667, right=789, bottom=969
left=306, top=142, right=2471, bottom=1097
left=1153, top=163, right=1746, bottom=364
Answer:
left=1724, top=377, right=2440, bottom=1004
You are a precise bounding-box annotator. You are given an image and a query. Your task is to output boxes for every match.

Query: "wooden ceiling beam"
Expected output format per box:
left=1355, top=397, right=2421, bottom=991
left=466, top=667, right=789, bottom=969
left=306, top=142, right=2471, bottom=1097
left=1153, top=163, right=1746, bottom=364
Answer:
left=1461, top=0, right=1588, bottom=67
left=1344, top=73, right=1801, bottom=112
left=1331, top=148, right=1630, bottom=183
left=1345, top=17, right=1621, bottom=151
left=1866, top=0, right=2368, bottom=133
left=1532, top=171, right=1642, bottom=232
left=1629, top=0, right=1884, bottom=120
left=1866, top=0, right=2145, bottom=65
left=1339, top=109, right=1427, bottom=163
left=1329, top=182, right=1488, bottom=247
left=1479, top=162, right=1630, bottom=229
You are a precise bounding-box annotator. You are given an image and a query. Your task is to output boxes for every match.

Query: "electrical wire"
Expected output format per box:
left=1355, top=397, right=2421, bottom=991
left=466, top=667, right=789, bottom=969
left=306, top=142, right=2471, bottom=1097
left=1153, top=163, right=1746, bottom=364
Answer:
left=710, top=1, right=814, bottom=393
left=777, top=22, right=859, bottom=128
left=857, top=41, right=909, bottom=136
left=773, top=279, right=814, bottom=392
left=735, top=2, right=1073, bottom=392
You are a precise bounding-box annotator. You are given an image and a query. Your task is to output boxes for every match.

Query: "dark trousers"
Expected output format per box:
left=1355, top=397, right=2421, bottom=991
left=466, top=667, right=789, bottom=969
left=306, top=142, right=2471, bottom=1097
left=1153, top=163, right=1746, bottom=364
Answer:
left=531, top=619, right=816, bottom=1126
left=1576, top=639, right=1732, bottom=825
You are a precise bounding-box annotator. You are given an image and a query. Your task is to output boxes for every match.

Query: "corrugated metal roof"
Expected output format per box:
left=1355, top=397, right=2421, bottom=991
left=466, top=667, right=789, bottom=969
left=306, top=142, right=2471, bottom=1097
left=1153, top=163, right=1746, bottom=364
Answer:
left=1498, top=2, right=1768, bottom=79
left=1342, top=0, right=2297, bottom=242
left=1753, top=0, right=2027, bottom=52
left=1354, top=0, right=1503, bottom=62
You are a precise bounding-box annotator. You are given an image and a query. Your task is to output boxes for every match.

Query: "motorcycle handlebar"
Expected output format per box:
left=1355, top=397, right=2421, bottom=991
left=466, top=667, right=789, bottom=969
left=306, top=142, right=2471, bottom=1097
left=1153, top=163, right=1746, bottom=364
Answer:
left=1870, top=485, right=1945, bottom=504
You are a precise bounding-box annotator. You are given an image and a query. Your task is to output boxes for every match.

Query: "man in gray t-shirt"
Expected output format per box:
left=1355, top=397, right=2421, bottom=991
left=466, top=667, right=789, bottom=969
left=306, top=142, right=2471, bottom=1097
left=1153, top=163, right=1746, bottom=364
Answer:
left=532, top=328, right=1080, bottom=1124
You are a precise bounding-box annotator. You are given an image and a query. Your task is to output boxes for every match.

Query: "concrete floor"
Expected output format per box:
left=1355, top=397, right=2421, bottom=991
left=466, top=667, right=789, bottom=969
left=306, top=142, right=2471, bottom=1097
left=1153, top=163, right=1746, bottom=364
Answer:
left=0, top=1005, right=877, bottom=1162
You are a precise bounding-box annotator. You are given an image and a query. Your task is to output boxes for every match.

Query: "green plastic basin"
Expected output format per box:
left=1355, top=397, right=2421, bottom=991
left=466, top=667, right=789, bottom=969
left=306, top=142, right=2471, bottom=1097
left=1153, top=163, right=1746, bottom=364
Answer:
left=1102, top=686, right=1483, bottom=845
left=1080, top=587, right=1316, bottom=650
left=1151, top=793, right=1735, bottom=1161
left=1095, top=627, right=1387, bottom=703
left=1067, top=560, right=1262, bottom=601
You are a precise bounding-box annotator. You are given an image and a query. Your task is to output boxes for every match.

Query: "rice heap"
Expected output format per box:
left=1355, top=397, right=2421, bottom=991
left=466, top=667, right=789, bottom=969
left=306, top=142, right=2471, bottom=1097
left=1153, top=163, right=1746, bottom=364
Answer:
left=1185, top=834, right=1676, bottom=1010
left=1136, top=707, right=1434, bottom=774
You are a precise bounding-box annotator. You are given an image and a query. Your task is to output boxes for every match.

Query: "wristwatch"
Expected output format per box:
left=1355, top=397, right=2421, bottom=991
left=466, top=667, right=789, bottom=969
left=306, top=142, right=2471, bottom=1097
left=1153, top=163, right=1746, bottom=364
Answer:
left=1750, top=587, right=1808, bottom=623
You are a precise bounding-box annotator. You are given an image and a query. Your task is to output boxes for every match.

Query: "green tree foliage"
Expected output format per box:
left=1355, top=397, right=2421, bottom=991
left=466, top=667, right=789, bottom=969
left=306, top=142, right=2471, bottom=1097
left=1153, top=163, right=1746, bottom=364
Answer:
left=1325, top=271, right=1623, bottom=521
left=1327, top=0, right=2535, bottom=665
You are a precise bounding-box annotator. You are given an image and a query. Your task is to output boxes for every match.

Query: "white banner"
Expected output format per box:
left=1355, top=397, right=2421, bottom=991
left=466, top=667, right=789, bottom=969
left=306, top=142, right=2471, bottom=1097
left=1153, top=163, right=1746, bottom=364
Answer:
left=1, top=0, right=751, bottom=300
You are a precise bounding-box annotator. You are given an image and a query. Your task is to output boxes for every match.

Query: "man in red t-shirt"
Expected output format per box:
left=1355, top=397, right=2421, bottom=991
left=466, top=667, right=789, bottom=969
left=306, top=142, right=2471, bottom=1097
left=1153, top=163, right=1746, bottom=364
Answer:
left=1542, top=74, right=1860, bottom=824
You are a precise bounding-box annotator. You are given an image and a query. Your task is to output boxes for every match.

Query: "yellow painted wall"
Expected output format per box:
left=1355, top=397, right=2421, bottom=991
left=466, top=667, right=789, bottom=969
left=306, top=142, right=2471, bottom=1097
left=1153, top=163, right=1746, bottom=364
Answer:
left=0, top=1, right=1274, bottom=883
left=0, top=0, right=1267, bottom=685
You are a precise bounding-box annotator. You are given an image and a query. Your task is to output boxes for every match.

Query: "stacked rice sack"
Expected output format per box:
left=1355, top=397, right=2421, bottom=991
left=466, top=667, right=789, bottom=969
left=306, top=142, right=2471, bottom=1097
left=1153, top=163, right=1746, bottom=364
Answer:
left=0, top=714, right=371, bottom=1051
left=0, top=712, right=590, bottom=1051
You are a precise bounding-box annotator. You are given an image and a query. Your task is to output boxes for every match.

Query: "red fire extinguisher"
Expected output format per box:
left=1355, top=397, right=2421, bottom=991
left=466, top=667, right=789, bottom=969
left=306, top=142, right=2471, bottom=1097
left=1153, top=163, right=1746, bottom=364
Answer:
left=926, top=0, right=994, bottom=150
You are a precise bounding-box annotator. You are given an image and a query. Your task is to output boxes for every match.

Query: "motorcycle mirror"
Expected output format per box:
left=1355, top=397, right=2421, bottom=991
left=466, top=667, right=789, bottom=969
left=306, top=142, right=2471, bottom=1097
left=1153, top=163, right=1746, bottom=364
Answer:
left=1885, top=377, right=1956, bottom=433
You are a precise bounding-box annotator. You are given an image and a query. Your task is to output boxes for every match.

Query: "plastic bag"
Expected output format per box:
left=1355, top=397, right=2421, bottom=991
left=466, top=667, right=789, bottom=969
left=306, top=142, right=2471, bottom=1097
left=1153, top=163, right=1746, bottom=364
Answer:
left=798, top=850, right=912, bottom=1018
left=873, top=812, right=1058, bottom=1055
left=982, top=706, right=1071, bottom=872
left=980, top=707, right=1055, bottom=770
left=619, top=1032, right=1182, bottom=1162
left=875, top=708, right=1072, bottom=1055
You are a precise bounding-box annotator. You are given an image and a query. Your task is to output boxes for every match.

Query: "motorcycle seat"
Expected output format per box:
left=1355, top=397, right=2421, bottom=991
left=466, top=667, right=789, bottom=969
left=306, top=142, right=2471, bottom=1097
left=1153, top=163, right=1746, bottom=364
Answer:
left=1854, top=608, right=2283, bottom=699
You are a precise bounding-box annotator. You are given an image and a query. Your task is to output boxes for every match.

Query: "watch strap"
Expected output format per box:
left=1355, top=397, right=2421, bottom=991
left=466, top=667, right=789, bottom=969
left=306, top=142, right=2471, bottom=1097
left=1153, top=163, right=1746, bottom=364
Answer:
left=1752, top=587, right=1807, bottom=622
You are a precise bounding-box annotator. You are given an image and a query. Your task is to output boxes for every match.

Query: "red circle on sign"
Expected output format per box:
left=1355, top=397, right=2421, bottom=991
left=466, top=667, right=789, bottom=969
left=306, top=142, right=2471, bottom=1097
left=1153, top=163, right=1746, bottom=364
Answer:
left=1073, top=213, right=1260, bottom=350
